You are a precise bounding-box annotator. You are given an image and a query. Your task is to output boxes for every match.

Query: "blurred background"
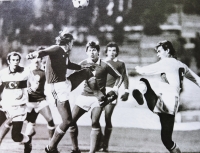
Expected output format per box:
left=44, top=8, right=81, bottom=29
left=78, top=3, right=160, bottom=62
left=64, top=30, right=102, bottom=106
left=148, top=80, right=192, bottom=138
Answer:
left=0, top=0, right=200, bottom=114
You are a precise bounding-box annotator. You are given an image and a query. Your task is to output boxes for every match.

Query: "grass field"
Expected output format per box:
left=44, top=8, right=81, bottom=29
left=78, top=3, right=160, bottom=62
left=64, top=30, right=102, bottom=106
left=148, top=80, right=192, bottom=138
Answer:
left=1, top=75, right=200, bottom=153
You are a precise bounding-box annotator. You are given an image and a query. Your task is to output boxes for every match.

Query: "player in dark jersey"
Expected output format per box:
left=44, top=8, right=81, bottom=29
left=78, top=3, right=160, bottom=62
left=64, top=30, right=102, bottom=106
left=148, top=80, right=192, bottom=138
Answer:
left=97, top=42, right=129, bottom=152
left=24, top=51, right=56, bottom=153
left=68, top=41, right=123, bottom=153
left=132, top=40, right=200, bottom=153
left=27, top=31, right=99, bottom=153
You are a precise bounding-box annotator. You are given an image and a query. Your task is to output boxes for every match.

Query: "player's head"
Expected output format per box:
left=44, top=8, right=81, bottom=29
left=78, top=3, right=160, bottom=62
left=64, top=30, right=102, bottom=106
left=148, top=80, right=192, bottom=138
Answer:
left=55, top=31, right=74, bottom=45
left=105, top=42, right=119, bottom=58
left=86, top=41, right=100, bottom=61
left=155, top=40, right=176, bottom=59
left=7, top=52, right=21, bottom=68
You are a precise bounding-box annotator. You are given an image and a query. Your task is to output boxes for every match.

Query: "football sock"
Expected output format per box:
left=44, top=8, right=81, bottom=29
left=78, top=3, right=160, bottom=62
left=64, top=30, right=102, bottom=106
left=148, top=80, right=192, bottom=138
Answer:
left=47, top=124, right=55, bottom=140
left=69, top=125, right=79, bottom=151
left=103, top=127, right=112, bottom=150
left=89, top=128, right=101, bottom=153
left=48, top=125, right=65, bottom=150
left=25, top=122, right=36, bottom=136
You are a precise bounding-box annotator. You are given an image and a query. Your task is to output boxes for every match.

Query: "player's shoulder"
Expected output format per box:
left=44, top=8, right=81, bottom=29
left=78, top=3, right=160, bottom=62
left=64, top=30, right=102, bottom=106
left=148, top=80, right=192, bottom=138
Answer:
left=79, top=59, right=88, bottom=65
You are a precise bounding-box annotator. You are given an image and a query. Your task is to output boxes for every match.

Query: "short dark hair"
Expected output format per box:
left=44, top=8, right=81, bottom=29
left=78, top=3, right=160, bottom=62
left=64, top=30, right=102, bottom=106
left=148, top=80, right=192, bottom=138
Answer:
left=7, top=51, right=21, bottom=62
left=105, top=42, right=119, bottom=57
left=155, top=40, right=176, bottom=57
left=86, top=41, right=100, bottom=52
left=56, top=32, right=74, bottom=45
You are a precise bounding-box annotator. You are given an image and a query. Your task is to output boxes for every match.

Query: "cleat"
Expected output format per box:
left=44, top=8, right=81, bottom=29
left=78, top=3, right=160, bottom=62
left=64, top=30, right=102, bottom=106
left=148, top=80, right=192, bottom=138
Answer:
left=70, top=149, right=81, bottom=153
left=45, top=145, right=59, bottom=153
left=24, top=136, right=32, bottom=153
left=98, top=144, right=108, bottom=152
left=132, top=89, right=144, bottom=105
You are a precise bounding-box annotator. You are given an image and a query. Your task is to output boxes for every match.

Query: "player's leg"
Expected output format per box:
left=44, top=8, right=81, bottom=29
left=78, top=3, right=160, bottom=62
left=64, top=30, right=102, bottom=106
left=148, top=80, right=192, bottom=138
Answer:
left=69, top=105, right=86, bottom=153
left=0, top=118, right=12, bottom=145
left=133, top=78, right=158, bottom=111
left=0, top=109, right=7, bottom=126
left=158, top=113, right=181, bottom=153
left=46, top=100, right=72, bottom=153
left=69, top=69, right=106, bottom=101
left=25, top=109, right=38, bottom=137
left=100, top=104, right=115, bottom=151
left=68, top=68, right=94, bottom=91
left=38, top=105, right=55, bottom=140
left=89, top=107, right=103, bottom=153
left=12, top=121, right=32, bottom=153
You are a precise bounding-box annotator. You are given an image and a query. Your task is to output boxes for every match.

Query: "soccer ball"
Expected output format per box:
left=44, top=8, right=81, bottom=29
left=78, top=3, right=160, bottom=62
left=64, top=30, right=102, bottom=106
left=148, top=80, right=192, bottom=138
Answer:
left=72, top=0, right=89, bottom=9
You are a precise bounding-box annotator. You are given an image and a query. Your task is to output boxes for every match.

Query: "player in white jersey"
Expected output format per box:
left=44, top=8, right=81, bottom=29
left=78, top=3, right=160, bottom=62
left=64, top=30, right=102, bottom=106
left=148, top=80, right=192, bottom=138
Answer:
left=68, top=41, right=123, bottom=153
left=132, top=40, right=200, bottom=153
left=0, top=52, right=32, bottom=152
left=97, top=42, right=129, bottom=151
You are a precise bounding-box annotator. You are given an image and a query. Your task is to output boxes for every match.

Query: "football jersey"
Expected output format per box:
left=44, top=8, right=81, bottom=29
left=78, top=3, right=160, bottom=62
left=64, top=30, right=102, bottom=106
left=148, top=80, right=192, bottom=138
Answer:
left=44, top=45, right=82, bottom=83
left=0, top=66, right=29, bottom=106
left=28, top=68, right=46, bottom=102
left=104, top=58, right=129, bottom=89
left=136, top=58, right=200, bottom=95
left=80, top=58, right=122, bottom=96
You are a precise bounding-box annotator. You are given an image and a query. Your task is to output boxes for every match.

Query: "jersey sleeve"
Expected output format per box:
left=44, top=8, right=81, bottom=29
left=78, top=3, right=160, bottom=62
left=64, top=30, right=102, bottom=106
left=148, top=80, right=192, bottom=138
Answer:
left=120, top=62, right=129, bottom=89
left=136, top=60, right=166, bottom=75
left=184, top=67, right=200, bottom=87
left=38, top=45, right=59, bottom=57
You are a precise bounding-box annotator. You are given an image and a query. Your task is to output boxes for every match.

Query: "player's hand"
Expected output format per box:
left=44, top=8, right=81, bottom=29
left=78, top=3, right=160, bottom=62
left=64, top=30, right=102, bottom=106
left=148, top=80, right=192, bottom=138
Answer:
left=27, top=87, right=34, bottom=94
left=26, top=51, right=39, bottom=60
left=120, top=92, right=129, bottom=101
left=106, top=90, right=118, bottom=103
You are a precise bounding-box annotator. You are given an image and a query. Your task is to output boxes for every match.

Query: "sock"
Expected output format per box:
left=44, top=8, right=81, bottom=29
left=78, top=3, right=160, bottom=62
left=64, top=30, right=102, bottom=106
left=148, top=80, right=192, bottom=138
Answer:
left=89, top=128, right=101, bottom=153
left=69, top=125, right=79, bottom=151
left=47, top=125, right=55, bottom=141
left=103, top=127, right=112, bottom=149
left=25, top=122, right=35, bottom=136
left=48, top=125, right=65, bottom=150
left=0, top=123, right=11, bottom=145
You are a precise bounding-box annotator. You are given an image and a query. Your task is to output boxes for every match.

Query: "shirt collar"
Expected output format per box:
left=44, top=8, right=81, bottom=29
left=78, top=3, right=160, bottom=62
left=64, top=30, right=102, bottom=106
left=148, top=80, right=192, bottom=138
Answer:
left=8, top=66, right=22, bottom=74
left=87, top=58, right=101, bottom=65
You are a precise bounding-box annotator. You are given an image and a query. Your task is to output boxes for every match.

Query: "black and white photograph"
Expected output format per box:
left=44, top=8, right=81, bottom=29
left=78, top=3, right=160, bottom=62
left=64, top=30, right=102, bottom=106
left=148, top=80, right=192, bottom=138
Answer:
left=0, top=0, right=200, bottom=153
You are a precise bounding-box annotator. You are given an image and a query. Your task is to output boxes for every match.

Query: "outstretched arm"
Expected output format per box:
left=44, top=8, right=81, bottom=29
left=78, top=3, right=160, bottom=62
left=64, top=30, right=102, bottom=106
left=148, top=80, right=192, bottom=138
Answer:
left=27, top=45, right=59, bottom=59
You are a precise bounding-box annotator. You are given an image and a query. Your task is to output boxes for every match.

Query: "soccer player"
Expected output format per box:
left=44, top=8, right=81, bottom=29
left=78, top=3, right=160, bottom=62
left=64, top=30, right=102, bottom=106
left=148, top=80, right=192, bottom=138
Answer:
left=25, top=49, right=56, bottom=152
left=98, top=42, right=129, bottom=151
left=69, top=41, right=123, bottom=153
left=132, top=40, right=200, bottom=153
left=26, top=31, right=98, bottom=153
left=0, top=52, right=32, bottom=152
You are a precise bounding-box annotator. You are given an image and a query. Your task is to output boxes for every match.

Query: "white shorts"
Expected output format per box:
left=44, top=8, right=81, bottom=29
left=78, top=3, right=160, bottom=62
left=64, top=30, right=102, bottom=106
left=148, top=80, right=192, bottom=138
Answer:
left=154, top=86, right=179, bottom=115
left=106, top=87, right=118, bottom=104
left=50, top=79, right=72, bottom=102
left=1, top=104, right=27, bottom=121
left=75, top=95, right=100, bottom=111
left=26, top=100, right=49, bottom=113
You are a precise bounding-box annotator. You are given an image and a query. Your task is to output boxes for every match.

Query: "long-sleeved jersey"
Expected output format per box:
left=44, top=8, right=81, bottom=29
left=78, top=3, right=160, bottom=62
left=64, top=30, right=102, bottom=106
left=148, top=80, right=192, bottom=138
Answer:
left=136, top=58, right=200, bottom=95
left=104, top=57, right=129, bottom=90
left=38, top=45, right=82, bottom=83
left=0, top=66, right=29, bottom=106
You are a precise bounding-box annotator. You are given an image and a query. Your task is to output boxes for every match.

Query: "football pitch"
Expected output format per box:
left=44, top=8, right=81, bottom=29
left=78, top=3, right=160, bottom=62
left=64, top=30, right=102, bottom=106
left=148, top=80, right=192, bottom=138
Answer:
left=1, top=76, right=200, bottom=153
